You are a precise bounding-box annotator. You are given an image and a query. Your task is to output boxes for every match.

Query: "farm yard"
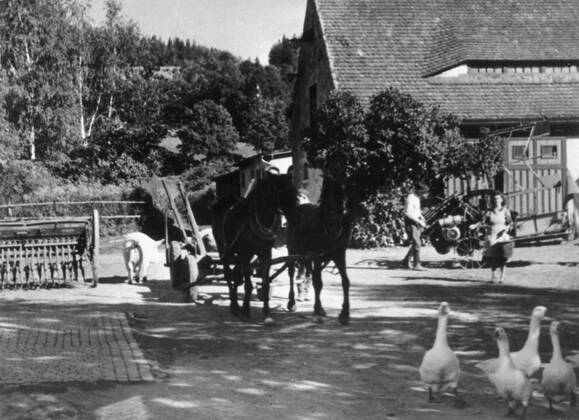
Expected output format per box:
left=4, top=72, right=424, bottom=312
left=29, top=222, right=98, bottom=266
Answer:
left=0, top=238, right=577, bottom=419
left=1, top=1, right=579, bottom=419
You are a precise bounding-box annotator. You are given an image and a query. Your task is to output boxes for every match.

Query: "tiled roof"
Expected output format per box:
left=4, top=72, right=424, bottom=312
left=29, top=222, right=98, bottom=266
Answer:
left=315, top=0, right=579, bottom=121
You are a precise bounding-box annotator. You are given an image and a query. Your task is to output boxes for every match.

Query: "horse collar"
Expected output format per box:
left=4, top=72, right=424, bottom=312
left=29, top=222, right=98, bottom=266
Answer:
left=249, top=200, right=279, bottom=241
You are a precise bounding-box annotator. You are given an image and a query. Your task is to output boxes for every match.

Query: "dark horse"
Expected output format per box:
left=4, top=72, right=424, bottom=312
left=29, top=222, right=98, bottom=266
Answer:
left=286, top=177, right=351, bottom=325
left=211, top=173, right=298, bottom=325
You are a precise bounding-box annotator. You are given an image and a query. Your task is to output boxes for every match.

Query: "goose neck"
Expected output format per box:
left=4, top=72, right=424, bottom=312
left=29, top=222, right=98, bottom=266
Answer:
left=523, top=316, right=542, bottom=348
left=497, top=337, right=511, bottom=362
left=550, top=333, right=563, bottom=362
left=434, top=315, right=449, bottom=347
left=497, top=339, right=510, bottom=359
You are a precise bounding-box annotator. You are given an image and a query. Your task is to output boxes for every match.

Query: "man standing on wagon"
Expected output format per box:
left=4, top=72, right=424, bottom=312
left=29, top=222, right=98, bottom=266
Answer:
left=401, top=182, right=428, bottom=271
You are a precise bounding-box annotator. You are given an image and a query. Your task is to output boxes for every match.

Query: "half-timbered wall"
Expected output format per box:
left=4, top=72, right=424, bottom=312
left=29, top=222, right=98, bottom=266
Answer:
left=503, top=137, right=565, bottom=217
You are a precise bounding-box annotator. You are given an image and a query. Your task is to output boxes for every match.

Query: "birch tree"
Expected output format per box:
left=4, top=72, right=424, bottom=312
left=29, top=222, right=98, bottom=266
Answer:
left=0, top=0, right=80, bottom=160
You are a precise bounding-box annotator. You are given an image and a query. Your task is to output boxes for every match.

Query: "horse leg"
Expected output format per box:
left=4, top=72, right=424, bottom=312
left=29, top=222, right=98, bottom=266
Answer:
left=297, top=260, right=311, bottom=301
left=226, top=264, right=241, bottom=317
left=241, top=261, right=253, bottom=320
left=259, top=251, right=275, bottom=326
left=287, top=259, right=297, bottom=312
left=312, top=258, right=326, bottom=319
left=334, top=251, right=350, bottom=325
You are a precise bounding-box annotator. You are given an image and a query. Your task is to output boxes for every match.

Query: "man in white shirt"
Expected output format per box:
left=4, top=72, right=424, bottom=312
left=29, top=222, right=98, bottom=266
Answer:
left=401, top=183, right=428, bottom=270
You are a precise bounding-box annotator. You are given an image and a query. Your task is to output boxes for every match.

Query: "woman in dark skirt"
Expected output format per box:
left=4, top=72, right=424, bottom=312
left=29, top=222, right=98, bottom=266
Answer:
left=482, top=192, right=514, bottom=283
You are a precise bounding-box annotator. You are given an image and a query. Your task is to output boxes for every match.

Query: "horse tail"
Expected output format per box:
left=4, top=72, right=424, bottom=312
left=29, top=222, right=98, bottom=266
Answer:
left=211, top=195, right=239, bottom=257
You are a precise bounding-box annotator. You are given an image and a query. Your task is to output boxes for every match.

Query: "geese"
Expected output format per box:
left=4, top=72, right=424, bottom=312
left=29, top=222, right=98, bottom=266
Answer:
left=419, top=301, right=461, bottom=404
left=541, top=321, right=577, bottom=412
left=477, top=306, right=547, bottom=378
left=491, top=327, right=533, bottom=419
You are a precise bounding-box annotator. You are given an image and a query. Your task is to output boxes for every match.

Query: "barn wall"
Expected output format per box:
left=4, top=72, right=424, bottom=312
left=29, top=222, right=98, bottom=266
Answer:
left=289, top=0, right=335, bottom=200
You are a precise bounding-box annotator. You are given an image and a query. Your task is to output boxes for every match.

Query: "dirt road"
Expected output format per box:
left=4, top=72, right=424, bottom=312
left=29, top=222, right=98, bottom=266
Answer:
left=0, top=239, right=578, bottom=419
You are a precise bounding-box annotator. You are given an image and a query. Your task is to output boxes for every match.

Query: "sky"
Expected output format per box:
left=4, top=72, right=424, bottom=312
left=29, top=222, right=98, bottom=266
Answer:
left=88, top=0, right=307, bottom=64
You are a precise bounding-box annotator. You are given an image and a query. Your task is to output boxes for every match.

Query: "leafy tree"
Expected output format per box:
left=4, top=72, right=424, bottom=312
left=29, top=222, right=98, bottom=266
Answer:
left=243, top=97, right=289, bottom=153
left=268, top=36, right=298, bottom=69
left=268, top=35, right=299, bottom=89
left=450, top=129, right=506, bottom=189
left=0, top=0, right=81, bottom=160
left=366, top=87, right=464, bottom=190
left=0, top=159, right=55, bottom=204
left=304, top=91, right=372, bottom=205
left=177, top=99, right=239, bottom=165
left=181, top=156, right=235, bottom=192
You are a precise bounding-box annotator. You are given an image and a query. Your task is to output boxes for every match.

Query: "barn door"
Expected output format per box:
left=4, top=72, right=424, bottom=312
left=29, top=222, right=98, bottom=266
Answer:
left=503, top=137, right=565, bottom=217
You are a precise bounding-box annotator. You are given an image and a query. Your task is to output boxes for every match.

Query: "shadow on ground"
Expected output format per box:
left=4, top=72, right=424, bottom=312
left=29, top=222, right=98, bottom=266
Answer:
left=0, top=267, right=578, bottom=419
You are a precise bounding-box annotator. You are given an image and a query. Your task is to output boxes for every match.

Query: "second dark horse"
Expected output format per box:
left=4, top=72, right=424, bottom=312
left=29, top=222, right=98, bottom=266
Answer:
left=286, top=177, right=352, bottom=325
left=212, top=173, right=298, bottom=325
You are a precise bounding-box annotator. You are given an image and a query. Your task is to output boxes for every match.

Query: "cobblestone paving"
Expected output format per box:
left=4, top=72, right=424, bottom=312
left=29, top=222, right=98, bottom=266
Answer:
left=0, top=311, right=153, bottom=384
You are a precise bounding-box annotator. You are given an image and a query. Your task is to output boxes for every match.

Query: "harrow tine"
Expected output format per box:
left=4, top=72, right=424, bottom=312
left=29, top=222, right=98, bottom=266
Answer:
left=49, top=245, right=56, bottom=288
left=17, top=244, right=23, bottom=288
left=23, top=245, right=30, bottom=288
left=60, top=242, right=65, bottom=285
left=42, top=242, right=50, bottom=287
left=53, top=245, right=59, bottom=287
left=12, top=245, right=19, bottom=288
left=0, top=248, right=5, bottom=290
left=29, top=244, right=36, bottom=288
left=36, top=244, right=45, bottom=287
left=67, top=244, right=74, bottom=284
left=72, top=246, right=83, bottom=282
left=7, top=247, right=13, bottom=288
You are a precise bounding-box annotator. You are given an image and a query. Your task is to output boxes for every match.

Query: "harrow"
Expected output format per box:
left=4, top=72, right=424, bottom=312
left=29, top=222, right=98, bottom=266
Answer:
left=0, top=210, right=99, bottom=289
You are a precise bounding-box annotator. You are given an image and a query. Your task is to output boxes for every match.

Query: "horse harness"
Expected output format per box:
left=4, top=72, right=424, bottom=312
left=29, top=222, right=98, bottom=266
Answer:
left=221, top=199, right=281, bottom=258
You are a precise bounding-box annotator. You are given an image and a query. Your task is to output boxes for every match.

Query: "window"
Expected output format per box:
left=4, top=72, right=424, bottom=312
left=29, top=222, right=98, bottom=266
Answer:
left=438, top=61, right=579, bottom=77
left=511, top=145, right=529, bottom=161
left=539, top=145, right=557, bottom=159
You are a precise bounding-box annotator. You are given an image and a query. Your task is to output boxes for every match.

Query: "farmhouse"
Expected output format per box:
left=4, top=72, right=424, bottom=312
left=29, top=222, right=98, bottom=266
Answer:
left=289, top=0, right=579, bottom=236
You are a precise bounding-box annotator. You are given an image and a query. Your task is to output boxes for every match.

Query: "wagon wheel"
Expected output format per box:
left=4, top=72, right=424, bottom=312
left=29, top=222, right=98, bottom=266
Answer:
left=455, top=237, right=484, bottom=269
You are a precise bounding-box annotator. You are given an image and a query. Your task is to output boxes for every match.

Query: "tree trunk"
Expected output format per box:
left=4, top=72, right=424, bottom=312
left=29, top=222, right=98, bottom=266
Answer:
left=78, top=58, right=86, bottom=145
left=107, top=95, right=114, bottom=118
left=29, top=126, right=36, bottom=160
left=87, top=95, right=101, bottom=138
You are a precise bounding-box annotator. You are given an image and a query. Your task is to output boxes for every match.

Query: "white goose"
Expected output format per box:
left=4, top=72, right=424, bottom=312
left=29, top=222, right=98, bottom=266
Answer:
left=477, top=306, right=547, bottom=378
left=491, top=327, right=533, bottom=418
left=541, top=321, right=577, bottom=412
left=419, top=301, right=461, bottom=404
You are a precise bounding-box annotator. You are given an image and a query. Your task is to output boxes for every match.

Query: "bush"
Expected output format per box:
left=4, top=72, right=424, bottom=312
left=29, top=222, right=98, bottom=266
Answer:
left=350, top=190, right=408, bottom=249
left=2, top=180, right=141, bottom=237
left=0, top=160, right=56, bottom=205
